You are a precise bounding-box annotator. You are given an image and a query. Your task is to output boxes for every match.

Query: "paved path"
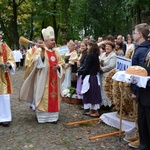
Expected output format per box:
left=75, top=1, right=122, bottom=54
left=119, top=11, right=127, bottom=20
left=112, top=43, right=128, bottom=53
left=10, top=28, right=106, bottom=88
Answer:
left=0, top=69, right=137, bottom=150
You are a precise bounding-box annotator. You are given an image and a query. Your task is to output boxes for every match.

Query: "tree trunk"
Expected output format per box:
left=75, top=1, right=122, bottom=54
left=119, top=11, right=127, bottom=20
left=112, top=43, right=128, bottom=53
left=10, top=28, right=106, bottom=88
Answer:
left=53, top=1, right=58, bottom=42
left=137, top=5, right=141, bottom=24
left=29, top=15, right=34, bottom=41
left=11, top=0, right=19, bottom=48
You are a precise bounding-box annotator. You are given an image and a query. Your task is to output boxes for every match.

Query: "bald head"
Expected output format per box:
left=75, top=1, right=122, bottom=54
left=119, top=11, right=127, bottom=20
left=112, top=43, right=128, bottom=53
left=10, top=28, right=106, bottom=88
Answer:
left=117, top=35, right=123, bottom=42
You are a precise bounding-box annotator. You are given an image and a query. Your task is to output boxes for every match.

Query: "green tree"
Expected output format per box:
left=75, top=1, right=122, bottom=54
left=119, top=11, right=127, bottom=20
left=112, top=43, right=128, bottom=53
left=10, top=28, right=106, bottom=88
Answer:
left=0, top=0, right=150, bottom=47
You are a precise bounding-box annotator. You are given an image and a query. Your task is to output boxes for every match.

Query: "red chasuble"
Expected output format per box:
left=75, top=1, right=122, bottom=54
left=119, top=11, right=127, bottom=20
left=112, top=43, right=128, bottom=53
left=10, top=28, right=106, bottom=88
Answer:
left=46, top=50, right=58, bottom=112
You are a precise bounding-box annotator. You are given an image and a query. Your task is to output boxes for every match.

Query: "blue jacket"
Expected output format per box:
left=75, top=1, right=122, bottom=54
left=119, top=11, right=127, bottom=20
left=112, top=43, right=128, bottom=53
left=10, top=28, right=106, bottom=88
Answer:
left=131, top=40, right=150, bottom=106
left=132, top=41, right=150, bottom=67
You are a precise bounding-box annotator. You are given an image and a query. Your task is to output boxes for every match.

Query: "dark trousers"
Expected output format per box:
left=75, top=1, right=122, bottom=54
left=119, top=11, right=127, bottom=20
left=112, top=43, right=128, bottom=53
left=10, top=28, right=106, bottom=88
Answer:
left=138, top=103, right=150, bottom=150
left=16, top=62, right=20, bottom=68
left=20, top=58, right=24, bottom=67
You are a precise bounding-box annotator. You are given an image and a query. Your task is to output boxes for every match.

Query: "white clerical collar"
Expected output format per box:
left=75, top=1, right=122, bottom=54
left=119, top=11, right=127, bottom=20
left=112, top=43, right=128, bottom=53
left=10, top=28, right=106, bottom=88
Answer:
left=46, top=48, right=53, bottom=52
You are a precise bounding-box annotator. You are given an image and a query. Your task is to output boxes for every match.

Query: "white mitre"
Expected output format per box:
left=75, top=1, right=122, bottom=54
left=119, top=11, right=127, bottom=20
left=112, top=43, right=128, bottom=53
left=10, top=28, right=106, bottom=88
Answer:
left=42, top=26, right=55, bottom=41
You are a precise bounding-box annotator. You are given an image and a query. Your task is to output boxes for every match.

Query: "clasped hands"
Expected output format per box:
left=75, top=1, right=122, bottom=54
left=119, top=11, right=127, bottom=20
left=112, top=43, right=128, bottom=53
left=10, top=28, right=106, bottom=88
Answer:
left=53, top=65, right=60, bottom=72
left=0, top=62, right=10, bottom=72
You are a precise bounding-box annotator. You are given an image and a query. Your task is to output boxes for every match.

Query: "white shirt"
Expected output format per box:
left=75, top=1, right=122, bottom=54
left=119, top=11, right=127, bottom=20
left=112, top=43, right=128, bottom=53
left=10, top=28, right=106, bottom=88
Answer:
left=12, top=50, right=23, bottom=62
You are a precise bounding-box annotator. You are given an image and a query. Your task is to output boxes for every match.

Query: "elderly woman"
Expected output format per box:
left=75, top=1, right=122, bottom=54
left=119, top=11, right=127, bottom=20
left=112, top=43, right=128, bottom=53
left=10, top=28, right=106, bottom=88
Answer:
left=99, top=41, right=116, bottom=108
left=61, top=40, right=78, bottom=93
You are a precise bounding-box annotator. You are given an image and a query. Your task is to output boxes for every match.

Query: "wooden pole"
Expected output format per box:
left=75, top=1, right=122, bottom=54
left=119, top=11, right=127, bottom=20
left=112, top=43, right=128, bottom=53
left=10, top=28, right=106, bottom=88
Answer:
left=66, top=118, right=100, bottom=126
left=133, top=99, right=137, bottom=137
left=119, top=82, right=123, bottom=141
left=89, top=130, right=125, bottom=140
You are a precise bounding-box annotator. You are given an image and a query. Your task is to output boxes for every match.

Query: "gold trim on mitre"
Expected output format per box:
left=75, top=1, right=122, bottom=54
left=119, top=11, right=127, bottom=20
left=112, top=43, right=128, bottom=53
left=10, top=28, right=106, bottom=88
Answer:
left=42, top=26, right=55, bottom=41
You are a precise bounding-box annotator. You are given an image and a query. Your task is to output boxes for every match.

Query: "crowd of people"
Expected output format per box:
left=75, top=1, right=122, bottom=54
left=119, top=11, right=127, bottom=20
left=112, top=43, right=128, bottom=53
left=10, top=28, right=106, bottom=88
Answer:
left=0, top=23, right=150, bottom=150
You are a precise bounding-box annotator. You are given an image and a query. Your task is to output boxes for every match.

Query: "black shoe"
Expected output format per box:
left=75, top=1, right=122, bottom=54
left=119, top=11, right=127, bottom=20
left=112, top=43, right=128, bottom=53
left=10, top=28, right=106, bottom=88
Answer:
left=78, top=105, right=84, bottom=110
left=84, top=109, right=90, bottom=112
left=2, top=122, right=9, bottom=127
left=82, top=112, right=90, bottom=116
left=50, top=121, right=57, bottom=124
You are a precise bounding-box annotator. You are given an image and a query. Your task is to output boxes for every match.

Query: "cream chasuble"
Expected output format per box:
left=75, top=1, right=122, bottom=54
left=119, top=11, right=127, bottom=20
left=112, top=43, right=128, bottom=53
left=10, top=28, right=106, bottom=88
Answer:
left=0, top=42, right=16, bottom=122
left=19, top=48, right=65, bottom=123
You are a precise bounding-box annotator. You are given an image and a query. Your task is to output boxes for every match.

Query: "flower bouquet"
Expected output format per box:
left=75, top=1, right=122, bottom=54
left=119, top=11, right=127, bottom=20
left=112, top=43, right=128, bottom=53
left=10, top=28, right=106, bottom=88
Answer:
left=62, top=87, right=82, bottom=105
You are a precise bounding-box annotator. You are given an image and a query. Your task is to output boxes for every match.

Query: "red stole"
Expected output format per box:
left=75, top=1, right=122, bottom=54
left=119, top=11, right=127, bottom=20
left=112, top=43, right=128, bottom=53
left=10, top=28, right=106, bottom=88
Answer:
left=1, top=43, right=11, bottom=93
left=46, top=50, right=58, bottom=112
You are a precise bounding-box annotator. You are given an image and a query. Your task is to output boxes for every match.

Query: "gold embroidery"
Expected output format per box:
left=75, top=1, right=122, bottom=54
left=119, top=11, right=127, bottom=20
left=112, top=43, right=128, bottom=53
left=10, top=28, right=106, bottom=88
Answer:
left=50, top=78, right=57, bottom=99
left=50, top=78, right=57, bottom=89
left=50, top=92, right=57, bottom=99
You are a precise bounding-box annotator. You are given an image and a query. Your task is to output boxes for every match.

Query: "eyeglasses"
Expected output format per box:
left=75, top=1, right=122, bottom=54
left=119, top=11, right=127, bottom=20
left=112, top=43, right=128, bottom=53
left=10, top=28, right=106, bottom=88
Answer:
left=133, top=31, right=140, bottom=35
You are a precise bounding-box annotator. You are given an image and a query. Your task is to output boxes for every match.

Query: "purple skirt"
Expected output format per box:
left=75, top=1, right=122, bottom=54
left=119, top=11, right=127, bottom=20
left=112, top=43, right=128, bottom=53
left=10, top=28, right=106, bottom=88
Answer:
left=83, top=75, right=102, bottom=105
left=76, top=75, right=82, bottom=95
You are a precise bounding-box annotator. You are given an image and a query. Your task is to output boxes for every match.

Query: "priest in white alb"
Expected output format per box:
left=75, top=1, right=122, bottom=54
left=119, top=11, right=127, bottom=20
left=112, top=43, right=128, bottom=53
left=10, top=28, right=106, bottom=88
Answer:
left=19, top=26, right=65, bottom=124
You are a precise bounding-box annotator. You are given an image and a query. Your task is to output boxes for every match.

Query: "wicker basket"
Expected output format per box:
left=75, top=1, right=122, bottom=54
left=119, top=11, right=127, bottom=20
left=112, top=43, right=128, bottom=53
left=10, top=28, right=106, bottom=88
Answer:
left=62, top=97, right=82, bottom=105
